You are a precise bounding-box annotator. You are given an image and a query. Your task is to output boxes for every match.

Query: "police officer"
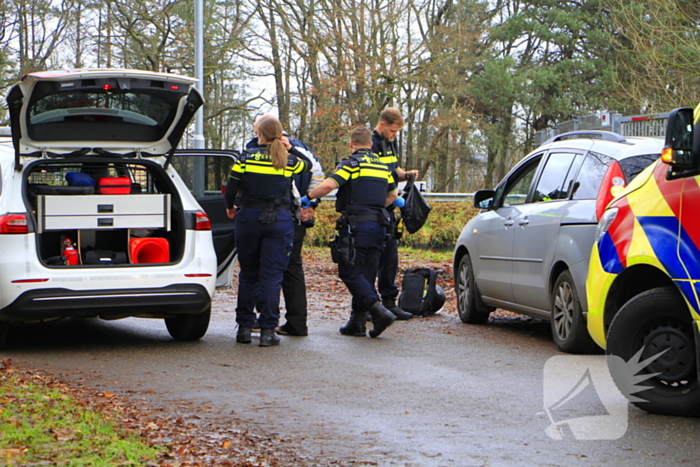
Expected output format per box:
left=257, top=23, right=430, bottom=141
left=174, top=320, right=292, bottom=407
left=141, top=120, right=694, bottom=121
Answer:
left=372, top=108, right=419, bottom=320
left=246, top=114, right=325, bottom=336
left=225, top=117, right=312, bottom=347
left=303, top=127, right=399, bottom=338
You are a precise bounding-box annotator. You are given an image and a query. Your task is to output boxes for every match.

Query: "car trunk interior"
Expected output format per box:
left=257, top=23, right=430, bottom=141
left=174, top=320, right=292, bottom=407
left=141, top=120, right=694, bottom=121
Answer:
left=24, top=158, right=184, bottom=268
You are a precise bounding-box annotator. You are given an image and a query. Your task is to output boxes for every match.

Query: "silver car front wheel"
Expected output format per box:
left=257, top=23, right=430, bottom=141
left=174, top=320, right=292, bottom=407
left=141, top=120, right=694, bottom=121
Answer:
left=550, top=270, right=599, bottom=354
left=456, top=254, right=490, bottom=324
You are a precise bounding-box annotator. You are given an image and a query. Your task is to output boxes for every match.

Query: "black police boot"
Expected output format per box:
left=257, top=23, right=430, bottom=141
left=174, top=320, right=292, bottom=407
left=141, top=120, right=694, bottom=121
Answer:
left=259, top=328, right=280, bottom=347
left=339, top=311, right=366, bottom=337
left=236, top=326, right=252, bottom=344
left=368, top=301, right=396, bottom=338
left=383, top=299, right=414, bottom=320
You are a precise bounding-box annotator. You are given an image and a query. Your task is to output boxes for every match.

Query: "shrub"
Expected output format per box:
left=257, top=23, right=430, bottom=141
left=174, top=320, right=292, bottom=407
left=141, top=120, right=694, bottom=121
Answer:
left=304, top=201, right=480, bottom=251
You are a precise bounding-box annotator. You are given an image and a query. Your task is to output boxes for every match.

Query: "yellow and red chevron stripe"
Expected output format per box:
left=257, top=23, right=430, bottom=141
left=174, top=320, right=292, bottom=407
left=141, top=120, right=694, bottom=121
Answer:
left=594, top=161, right=700, bottom=314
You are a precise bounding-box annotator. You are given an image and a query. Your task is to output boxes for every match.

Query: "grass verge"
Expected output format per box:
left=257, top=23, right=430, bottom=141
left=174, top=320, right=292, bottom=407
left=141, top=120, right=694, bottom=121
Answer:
left=0, top=359, right=161, bottom=466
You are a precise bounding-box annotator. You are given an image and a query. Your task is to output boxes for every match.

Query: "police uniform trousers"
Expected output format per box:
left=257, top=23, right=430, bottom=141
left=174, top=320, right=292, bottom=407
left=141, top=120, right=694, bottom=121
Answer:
left=234, top=207, right=294, bottom=329
left=338, top=221, right=387, bottom=313
left=281, top=224, right=308, bottom=334
left=377, top=209, right=399, bottom=302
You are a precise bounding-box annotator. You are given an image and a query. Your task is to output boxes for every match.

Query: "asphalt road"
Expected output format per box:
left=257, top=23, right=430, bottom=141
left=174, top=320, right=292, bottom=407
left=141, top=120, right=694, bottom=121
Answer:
left=4, top=286, right=700, bottom=466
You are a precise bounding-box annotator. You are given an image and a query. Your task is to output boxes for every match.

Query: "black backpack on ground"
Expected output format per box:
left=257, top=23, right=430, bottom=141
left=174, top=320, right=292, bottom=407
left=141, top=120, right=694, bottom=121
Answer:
left=398, top=268, right=440, bottom=316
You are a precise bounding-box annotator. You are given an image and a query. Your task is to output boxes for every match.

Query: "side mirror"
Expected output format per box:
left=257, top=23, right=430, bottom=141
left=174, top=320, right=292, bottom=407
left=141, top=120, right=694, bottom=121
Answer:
left=662, top=107, right=694, bottom=171
left=473, top=189, right=495, bottom=209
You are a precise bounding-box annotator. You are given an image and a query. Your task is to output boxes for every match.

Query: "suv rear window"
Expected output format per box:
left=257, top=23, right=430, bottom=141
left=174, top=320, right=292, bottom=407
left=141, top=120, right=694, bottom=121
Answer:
left=25, top=80, right=185, bottom=143
left=29, top=91, right=171, bottom=127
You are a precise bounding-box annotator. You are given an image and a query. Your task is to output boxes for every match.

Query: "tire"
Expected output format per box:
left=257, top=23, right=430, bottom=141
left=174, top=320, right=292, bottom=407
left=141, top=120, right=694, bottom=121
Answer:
left=456, top=254, right=490, bottom=324
left=0, top=322, right=8, bottom=349
left=165, top=306, right=211, bottom=341
left=550, top=270, right=600, bottom=354
left=606, top=287, right=700, bottom=416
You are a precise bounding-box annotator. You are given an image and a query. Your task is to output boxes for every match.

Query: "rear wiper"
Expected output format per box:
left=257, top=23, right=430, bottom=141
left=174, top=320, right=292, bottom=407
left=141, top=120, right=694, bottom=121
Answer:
left=93, top=148, right=123, bottom=158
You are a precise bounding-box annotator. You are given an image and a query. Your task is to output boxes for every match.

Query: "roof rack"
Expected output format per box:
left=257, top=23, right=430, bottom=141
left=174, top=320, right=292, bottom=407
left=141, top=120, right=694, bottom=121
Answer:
left=542, top=130, right=626, bottom=146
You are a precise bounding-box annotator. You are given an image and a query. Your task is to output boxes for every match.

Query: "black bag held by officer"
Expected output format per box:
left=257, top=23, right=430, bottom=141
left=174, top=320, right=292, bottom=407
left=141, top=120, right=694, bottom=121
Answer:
left=400, top=175, right=431, bottom=234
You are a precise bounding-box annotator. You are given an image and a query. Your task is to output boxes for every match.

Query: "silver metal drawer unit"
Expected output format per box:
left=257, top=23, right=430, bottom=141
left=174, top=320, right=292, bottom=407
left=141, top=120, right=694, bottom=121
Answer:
left=37, top=194, right=171, bottom=232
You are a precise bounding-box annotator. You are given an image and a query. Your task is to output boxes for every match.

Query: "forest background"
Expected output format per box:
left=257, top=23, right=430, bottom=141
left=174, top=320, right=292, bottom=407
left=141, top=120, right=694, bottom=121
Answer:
left=0, top=0, right=699, bottom=192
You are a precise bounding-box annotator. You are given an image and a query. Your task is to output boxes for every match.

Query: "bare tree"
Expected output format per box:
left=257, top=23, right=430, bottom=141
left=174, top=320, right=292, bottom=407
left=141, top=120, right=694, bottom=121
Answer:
left=607, top=0, right=700, bottom=113
left=10, top=0, right=77, bottom=75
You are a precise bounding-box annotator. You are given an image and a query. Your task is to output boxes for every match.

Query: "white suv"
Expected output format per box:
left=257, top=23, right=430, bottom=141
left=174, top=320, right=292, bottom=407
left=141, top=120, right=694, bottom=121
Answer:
left=0, top=69, right=231, bottom=346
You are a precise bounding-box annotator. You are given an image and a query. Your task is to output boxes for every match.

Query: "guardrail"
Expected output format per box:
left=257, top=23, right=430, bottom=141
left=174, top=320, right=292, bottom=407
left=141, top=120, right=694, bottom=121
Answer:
left=203, top=192, right=475, bottom=202
left=319, top=193, right=474, bottom=203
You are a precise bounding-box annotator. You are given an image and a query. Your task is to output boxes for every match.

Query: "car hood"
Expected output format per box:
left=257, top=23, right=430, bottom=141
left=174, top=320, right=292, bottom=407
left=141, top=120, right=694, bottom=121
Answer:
left=6, top=69, right=203, bottom=162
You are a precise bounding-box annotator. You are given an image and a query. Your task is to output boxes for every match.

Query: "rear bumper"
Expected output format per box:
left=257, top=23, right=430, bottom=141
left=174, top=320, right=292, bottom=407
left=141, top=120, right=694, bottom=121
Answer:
left=0, top=284, right=211, bottom=322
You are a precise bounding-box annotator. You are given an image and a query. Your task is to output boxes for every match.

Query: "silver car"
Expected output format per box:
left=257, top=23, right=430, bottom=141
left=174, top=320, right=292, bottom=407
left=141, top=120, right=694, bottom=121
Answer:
left=453, top=131, right=663, bottom=353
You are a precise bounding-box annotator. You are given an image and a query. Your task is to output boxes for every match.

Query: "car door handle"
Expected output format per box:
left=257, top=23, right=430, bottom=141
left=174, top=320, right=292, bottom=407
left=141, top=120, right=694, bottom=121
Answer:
left=518, top=218, right=530, bottom=226
left=504, top=219, right=514, bottom=227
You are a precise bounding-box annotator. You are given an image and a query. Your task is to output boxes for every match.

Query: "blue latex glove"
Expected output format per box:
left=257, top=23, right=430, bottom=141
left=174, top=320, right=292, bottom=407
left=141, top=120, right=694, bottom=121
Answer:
left=393, top=196, right=406, bottom=208
left=300, top=196, right=311, bottom=209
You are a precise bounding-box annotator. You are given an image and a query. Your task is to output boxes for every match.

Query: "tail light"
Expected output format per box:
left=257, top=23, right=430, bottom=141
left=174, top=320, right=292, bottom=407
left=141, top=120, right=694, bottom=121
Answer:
left=194, top=211, right=211, bottom=231
left=595, top=160, right=626, bottom=221
left=0, top=214, right=29, bottom=234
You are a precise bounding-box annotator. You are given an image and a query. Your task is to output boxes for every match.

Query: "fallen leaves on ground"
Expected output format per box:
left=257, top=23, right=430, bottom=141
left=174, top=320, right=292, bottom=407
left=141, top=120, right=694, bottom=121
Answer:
left=1, top=357, right=337, bottom=466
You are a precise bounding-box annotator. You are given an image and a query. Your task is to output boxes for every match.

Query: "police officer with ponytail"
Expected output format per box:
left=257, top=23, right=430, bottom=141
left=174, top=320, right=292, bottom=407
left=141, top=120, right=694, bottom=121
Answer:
left=303, top=127, right=399, bottom=338
left=246, top=114, right=325, bottom=337
left=225, top=117, right=311, bottom=347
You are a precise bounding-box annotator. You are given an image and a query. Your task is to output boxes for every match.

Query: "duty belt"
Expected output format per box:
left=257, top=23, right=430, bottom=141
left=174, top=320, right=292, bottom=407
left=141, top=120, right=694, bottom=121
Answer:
left=341, top=208, right=391, bottom=227
left=349, top=214, right=383, bottom=223
left=242, top=199, right=289, bottom=209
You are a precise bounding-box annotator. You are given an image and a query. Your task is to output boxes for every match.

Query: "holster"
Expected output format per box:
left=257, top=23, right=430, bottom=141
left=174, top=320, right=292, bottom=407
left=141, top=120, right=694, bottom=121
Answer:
left=394, top=216, right=404, bottom=240
left=329, top=215, right=356, bottom=266
left=243, top=198, right=288, bottom=224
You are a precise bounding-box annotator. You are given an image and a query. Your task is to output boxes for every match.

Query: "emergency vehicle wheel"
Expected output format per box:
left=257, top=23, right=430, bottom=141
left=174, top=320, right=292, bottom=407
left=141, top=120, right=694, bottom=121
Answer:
left=607, top=287, right=700, bottom=416
left=550, top=270, right=600, bottom=354
left=165, top=306, right=211, bottom=341
left=456, top=254, right=491, bottom=324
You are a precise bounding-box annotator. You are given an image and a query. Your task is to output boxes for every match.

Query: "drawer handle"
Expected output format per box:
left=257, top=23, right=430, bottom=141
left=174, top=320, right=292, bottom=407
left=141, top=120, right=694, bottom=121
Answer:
left=97, top=204, right=114, bottom=213
left=97, top=218, right=114, bottom=227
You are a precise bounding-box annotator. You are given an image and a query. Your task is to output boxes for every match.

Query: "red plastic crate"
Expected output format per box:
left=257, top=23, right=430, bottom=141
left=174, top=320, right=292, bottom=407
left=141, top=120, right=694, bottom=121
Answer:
left=97, top=177, right=132, bottom=194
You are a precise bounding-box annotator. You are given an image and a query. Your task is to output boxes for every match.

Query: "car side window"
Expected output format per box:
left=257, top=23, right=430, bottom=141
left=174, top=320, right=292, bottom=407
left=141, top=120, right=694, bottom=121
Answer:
left=171, top=154, right=237, bottom=196
left=572, top=151, right=613, bottom=200
left=500, top=156, right=542, bottom=207
left=532, top=152, right=577, bottom=202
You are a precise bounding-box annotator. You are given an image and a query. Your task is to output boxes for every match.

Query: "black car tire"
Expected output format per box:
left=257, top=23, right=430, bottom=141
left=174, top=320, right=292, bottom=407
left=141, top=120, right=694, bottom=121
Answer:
left=607, top=287, right=700, bottom=416
left=456, top=253, right=491, bottom=324
left=165, top=306, right=211, bottom=341
left=550, top=270, right=600, bottom=354
left=0, top=322, right=8, bottom=349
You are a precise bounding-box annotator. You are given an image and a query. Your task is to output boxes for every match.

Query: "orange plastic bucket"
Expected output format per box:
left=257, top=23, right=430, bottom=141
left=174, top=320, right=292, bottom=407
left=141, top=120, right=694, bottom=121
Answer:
left=129, top=237, right=170, bottom=264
